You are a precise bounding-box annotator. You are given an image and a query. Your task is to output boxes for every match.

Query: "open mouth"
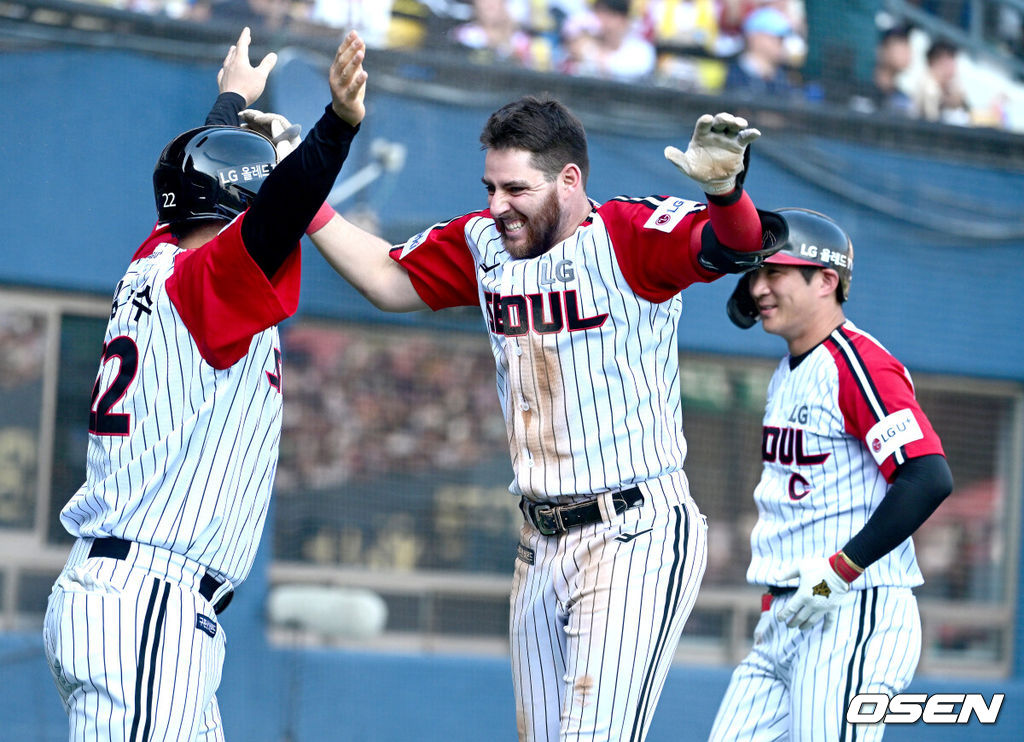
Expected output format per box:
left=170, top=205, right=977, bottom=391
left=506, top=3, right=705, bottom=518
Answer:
left=503, top=219, right=525, bottom=235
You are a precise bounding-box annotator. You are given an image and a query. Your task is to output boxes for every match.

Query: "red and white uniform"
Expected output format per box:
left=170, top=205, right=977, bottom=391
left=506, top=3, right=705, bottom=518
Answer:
left=392, top=195, right=723, bottom=741
left=393, top=196, right=725, bottom=505
left=748, top=321, right=944, bottom=589
left=44, top=217, right=300, bottom=742
left=710, top=321, right=945, bottom=742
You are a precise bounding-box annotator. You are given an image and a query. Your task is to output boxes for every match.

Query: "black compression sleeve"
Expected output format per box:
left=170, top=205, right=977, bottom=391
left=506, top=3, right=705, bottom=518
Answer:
left=841, top=454, right=954, bottom=570
left=205, top=92, right=247, bottom=126
left=241, top=106, right=359, bottom=278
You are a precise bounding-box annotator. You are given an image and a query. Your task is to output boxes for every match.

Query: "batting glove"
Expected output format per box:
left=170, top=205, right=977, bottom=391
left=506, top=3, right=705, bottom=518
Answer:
left=664, top=113, right=760, bottom=196
left=239, top=109, right=302, bottom=161
left=776, top=553, right=858, bottom=632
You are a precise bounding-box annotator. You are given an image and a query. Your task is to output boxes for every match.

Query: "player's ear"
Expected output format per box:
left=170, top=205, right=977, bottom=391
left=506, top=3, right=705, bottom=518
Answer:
left=819, top=268, right=840, bottom=298
left=559, top=163, right=583, bottom=193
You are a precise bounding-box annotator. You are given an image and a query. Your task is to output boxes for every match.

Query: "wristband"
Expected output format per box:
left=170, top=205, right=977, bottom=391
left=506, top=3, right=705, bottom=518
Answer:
left=305, top=202, right=337, bottom=235
left=706, top=186, right=743, bottom=206
left=828, top=551, right=864, bottom=583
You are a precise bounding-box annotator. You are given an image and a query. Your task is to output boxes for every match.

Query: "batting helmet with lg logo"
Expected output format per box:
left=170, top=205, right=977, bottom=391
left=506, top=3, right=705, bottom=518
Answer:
left=153, top=125, right=278, bottom=229
left=726, top=208, right=854, bottom=329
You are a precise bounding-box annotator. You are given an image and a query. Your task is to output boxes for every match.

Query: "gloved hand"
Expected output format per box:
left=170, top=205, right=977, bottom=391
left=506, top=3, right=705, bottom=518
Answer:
left=239, top=109, right=302, bottom=161
left=776, top=556, right=853, bottom=632
left=664, top=113, right=760, bottom=196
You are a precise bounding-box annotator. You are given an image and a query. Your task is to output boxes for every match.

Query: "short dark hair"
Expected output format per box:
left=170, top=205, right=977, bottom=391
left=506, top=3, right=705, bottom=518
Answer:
left=926, top=39, right=958, bottom=64
left=796, top=265, right=846, bottom=304
left=594, top=0, right=631, bottom=15
left=480, top=95, right=590, bottom=185
left=880, top=23, right=911, bottom=43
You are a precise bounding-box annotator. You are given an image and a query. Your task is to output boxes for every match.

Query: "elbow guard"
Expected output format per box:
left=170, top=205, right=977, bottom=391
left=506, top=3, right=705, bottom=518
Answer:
left=697, top=208, right=788, bottom=274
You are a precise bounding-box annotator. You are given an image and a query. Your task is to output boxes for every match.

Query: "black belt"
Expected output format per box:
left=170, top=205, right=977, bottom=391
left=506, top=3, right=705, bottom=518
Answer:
left=767, top=585, right=797, bottom=597
left=525, top=487, right=644, bottom=536
left=89, top=537, right=233, bottom=615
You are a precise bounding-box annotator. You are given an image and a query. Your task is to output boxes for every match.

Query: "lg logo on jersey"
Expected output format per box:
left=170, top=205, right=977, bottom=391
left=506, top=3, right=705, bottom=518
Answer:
left=788, top=404, right=809, bottom=425
left=539, top=259, right=575, bottom=285
left=846, top=693, right=1003, bottom=725
left=761, top=426, right=830, bottom=501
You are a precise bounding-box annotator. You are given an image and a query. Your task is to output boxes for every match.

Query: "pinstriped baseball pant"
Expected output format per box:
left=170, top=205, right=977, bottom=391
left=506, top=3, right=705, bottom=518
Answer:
left=43, top=538, right=227, bottom=742
left=510, top=488, right=708, bottom=741
left=709, top=586, right=921, bottom=742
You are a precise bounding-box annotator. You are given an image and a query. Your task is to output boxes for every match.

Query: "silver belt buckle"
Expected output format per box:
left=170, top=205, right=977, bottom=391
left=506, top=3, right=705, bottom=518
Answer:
left=533, top=504, right=563, bottom=536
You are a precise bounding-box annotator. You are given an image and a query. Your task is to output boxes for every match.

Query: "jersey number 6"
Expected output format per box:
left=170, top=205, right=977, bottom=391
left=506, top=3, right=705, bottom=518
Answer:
left=89, top=336, right=139, bottom=436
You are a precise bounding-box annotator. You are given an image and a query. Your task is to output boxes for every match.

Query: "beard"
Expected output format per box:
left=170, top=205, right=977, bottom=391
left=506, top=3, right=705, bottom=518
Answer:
left=500, top=187, right=563, bottom=260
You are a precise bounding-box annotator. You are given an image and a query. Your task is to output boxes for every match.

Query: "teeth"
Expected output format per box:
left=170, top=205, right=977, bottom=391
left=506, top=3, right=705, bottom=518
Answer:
left=505, top=220, right=524, bottom=231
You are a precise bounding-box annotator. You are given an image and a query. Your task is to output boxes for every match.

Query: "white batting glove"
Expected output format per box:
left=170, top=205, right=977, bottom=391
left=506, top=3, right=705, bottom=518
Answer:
left=776, top=556, right=852, bottom=632
left=239, top=108, right=302, bottom=161
left=664, top=112, right=760, bottom=196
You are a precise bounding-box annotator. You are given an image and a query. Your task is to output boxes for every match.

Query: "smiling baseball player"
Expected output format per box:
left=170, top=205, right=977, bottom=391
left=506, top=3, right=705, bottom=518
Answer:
left=299, top=62, right=788, bottom=736
left=709, top=209, right=954, bottom=741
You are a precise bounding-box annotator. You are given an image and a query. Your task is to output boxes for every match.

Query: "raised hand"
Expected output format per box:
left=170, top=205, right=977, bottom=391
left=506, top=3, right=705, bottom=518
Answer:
left=664, top=112, right=761, bottom=196
left=329, top=31, right=368, bottom=128
left=217, top=27, right=278, bottom=107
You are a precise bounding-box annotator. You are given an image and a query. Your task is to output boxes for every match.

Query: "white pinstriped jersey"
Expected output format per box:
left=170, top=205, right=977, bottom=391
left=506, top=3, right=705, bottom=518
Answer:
left=59, top=216, right=301, bottom=585
left=391, top=196, right=724, bottom=502
left=747, top=321, right=944, bottom=589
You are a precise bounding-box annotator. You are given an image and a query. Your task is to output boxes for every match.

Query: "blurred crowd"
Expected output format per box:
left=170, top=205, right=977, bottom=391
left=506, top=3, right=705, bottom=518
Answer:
left=71, top=0, right=1024, bottom=130
left=273, top=321, right=508, bottom=494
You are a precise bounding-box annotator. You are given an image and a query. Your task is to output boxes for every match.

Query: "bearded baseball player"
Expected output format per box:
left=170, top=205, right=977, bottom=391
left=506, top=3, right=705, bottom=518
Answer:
left=42, top=30, right=367, bottom=741
left=708, top=209, right=954, bottom=742
left=295, top=42, right=787, bottom=735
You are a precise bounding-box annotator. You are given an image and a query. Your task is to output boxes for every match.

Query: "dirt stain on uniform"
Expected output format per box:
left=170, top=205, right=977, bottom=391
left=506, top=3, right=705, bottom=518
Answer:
left=528, top=337, right=568, bottom=455
left=574, top=674, right=595, bottom=707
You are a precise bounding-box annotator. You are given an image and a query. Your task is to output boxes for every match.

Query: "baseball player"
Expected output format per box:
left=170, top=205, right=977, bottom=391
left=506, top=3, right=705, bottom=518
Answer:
left=301, top=64, right=787, bottom=737
left=41, top=31, right=367, bottom=741
left=708, top=209, right=954, bottom=741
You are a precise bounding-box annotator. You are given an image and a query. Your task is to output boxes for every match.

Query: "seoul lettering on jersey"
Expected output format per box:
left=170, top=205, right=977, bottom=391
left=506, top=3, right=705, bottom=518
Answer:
left=483, top=289, right=609, bottom=335
left=761, top=426, right=831, bottom=466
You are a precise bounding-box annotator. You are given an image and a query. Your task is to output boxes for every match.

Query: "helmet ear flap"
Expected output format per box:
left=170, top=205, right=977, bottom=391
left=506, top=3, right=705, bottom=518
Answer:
left=727, top=272, right=759, bottom=329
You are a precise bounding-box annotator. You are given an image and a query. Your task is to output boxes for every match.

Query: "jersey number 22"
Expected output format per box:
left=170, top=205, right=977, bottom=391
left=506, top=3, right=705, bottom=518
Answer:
left=89, top=336, right=139, bottom=436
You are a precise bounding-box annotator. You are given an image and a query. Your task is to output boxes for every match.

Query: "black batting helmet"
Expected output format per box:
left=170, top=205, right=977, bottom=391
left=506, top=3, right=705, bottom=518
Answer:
left=153, top=125, right=278, bottom=227
left=727, top=208, right=854, bottom=329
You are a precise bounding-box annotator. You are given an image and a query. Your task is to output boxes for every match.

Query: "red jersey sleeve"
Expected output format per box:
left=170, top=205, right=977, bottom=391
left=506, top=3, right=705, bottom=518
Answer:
left=387, top=212, right=480, bottom=310
left=600, top=190, right=761, bottom=303
left=826, top=325, right=945, bottom=482
left=165, top=214, right=301, bottom=370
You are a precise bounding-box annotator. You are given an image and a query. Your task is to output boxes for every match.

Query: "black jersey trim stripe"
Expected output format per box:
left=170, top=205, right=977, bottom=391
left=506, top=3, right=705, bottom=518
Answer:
left=130, top=578, right=171, bottom=742
left=429, top=212, right=481, bottom=234
left=839, top=588, right=878, bottom=742
left=827, top=328, right=907, bottom=466
left=387, top=212, right=485, bottom=257
left=628, top=505, right=687, bottom=741
left=851, top=588, right=879, bottom=742
left=607, top=195, right=669, bottom=211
